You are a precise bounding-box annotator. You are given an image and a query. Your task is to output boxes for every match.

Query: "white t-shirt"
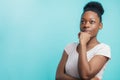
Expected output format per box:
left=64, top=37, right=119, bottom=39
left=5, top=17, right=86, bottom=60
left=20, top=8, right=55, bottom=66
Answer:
left=65, top=42, right=111, bottom=79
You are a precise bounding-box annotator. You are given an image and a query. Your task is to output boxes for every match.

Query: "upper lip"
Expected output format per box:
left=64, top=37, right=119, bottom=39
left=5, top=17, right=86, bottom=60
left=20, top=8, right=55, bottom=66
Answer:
left=82, top=29, right=91, bottom=32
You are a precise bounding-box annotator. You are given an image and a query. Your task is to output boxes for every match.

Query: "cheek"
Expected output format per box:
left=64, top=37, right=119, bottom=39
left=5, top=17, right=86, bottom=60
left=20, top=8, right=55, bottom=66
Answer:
left=91, top=26, right=99, bottom=36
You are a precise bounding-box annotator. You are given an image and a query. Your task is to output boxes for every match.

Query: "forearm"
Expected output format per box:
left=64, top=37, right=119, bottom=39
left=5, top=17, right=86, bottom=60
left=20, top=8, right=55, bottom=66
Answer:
left=78, top=44, right=91, bottom=79
left=56, top=73, right=80, bottom=80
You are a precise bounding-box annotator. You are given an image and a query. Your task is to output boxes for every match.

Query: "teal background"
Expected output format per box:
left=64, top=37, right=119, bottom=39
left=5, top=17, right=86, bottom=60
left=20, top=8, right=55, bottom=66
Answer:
left=0, top=0, right=120, bottom=80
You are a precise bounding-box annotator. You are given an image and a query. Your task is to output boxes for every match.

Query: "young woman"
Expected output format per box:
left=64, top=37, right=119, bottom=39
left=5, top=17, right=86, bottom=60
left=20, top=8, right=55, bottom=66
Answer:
left=56, top=1, right=111, bottom=80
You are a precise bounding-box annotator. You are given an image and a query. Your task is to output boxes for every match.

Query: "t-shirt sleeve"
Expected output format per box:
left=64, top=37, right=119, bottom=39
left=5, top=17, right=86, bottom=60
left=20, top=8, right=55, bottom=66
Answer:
left=95, top=44, right=111, bottom=59
left=64, top=43, right=75, bottom=55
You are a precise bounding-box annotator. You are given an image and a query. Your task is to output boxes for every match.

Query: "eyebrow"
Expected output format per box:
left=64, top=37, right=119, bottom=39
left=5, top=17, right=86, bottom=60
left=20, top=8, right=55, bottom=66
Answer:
left=81, top=18, right=96, bottom=20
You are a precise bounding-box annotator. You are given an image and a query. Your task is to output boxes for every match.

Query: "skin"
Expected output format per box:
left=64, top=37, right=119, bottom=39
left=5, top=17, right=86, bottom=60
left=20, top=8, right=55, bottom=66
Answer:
left=56, top=11, right=109, bottom=80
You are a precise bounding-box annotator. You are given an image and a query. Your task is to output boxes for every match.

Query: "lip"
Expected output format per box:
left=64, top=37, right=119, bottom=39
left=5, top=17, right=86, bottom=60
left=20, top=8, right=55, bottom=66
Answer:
left=82, top=30, right=91, bottom=34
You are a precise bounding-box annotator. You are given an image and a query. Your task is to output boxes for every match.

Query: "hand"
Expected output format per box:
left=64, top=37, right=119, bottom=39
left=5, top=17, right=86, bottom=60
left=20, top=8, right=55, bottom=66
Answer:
left=78, top=32, right=91, bottom=45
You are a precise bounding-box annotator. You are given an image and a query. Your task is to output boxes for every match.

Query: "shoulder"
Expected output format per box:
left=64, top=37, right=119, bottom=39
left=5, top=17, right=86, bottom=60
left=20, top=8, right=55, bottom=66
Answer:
left=98, top=43, right=111, bottom=52
left=95, top=43, right=111, bottom=59
left=65, top=42, right=78, bottom=47
left=100, top=43, right=110, bottom=49
left=64, top=42, right=78, bottom=55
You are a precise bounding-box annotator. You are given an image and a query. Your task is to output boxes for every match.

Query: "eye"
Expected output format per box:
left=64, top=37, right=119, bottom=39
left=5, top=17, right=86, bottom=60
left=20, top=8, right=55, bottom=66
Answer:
left=90, top=20, right=95, bottom=24
left=81, top=20, right=85, bottom=24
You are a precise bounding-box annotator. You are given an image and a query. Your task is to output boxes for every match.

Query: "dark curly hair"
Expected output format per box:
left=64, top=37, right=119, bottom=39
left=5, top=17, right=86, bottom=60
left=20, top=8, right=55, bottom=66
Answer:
left=83, top=1, right=104, bottom=22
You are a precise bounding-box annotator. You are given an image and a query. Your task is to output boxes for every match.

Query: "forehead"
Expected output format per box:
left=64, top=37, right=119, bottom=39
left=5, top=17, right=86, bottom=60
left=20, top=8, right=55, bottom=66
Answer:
left=82, top=11, right=99, bottom=21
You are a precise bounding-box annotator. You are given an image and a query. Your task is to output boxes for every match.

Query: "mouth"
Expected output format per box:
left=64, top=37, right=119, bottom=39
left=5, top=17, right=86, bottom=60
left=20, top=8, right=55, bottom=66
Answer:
left=82, top=30, right=91, bottom=33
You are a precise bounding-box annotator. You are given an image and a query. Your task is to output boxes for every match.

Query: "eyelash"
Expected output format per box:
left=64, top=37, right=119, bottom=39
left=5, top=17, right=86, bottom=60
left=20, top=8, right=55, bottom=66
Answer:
left=90, top=21, right=95, bottom=24
left=81, top=20, right=95, bottom=24
left=81, top=20, right=85, bottom=24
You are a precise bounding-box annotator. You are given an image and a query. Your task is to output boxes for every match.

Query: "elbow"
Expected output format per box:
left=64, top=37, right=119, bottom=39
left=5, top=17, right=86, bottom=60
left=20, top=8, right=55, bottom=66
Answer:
left=56, top=76, right=61, bottom=80
left=79, top=72, right=92, bottom=80
left=80, top=75, right=90, bottom=80
left=56, top=74, right=63, bottom=80
left=56, top=77, right=59, bottom=80
left=56, top=75, right=60, bottom=80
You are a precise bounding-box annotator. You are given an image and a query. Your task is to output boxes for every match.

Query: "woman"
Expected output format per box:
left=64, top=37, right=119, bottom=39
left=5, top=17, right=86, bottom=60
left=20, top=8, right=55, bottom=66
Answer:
left=56, top=1, right=111, bottom=80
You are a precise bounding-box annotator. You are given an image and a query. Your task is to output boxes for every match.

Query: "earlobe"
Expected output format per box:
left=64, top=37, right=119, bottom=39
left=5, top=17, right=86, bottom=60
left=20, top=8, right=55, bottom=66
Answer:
left=99, top=23, right=103, bottom=30
left=99, top=26, right=102, bottom=30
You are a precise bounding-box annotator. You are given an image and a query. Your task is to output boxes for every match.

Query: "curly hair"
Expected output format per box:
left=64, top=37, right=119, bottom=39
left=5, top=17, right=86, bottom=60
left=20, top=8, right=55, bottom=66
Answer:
left=83, top=1, right=104, bottom=22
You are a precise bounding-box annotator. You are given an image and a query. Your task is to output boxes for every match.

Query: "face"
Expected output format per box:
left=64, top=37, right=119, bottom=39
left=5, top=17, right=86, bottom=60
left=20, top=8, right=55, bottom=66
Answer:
left=80, top=11, right=102, bottom=37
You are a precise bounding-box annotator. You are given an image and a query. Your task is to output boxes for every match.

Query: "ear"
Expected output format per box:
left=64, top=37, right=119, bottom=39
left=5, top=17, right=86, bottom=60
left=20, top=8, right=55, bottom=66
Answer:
left=99, top=23, right=103, bottom=30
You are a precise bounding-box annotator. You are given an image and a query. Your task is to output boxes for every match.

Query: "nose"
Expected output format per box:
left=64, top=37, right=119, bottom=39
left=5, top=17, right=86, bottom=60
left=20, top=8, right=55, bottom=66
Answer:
left=84, top=22, right=90, bottom=28
left=80, top=21, right=90, bottom=32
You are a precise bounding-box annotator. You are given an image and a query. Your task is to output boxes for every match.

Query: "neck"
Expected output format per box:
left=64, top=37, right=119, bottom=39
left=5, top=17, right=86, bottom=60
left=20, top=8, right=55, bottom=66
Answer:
left=87, top=37, right=100, bottom=49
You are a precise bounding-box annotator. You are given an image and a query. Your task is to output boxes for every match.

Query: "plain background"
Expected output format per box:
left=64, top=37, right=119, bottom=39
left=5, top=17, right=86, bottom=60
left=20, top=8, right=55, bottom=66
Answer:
left=0, top=0, right=120, bottom=80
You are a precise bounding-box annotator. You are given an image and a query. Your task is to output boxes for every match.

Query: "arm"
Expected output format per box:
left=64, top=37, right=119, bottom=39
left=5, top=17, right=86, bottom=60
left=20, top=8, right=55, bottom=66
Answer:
left=78, top=32, right=109, bottom=80
left=56, top=51, right=80, bottom=80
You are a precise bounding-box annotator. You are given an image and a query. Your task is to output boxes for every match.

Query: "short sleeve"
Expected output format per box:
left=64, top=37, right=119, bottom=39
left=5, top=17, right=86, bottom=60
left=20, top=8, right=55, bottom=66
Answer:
left=64, top=43, right=77, bottom=55
left=95, top=44, right=111, bottom=59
